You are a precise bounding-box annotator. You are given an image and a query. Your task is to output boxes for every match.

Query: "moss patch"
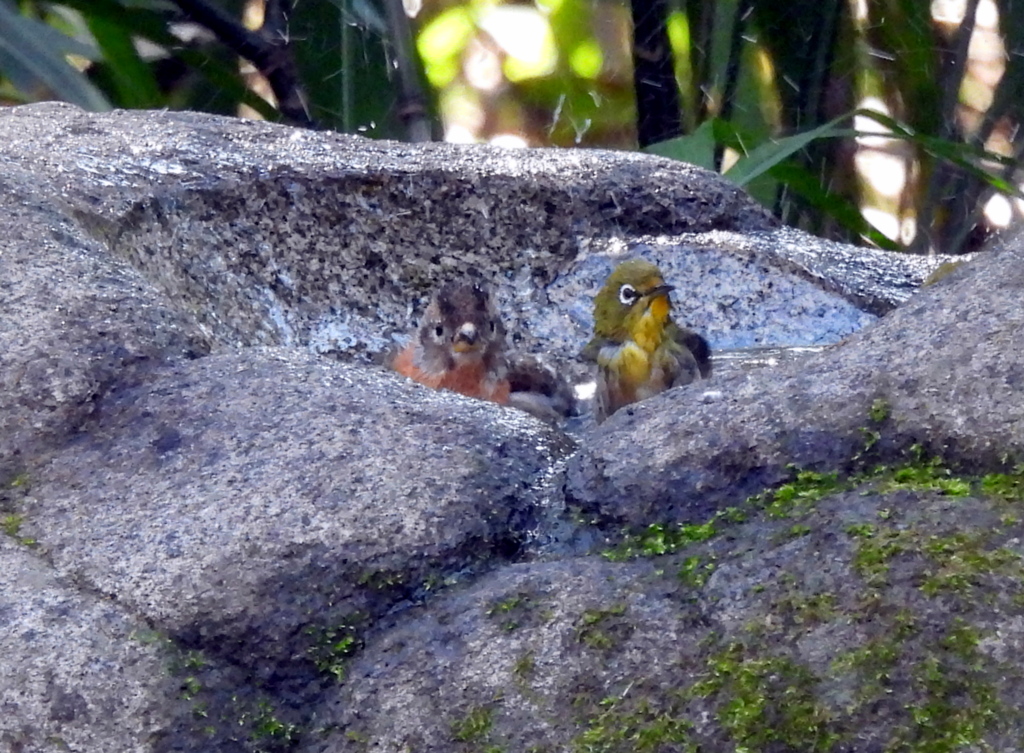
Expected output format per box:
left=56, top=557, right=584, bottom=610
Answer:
left=572, top=444, right=1024, bottom=752
left=691, top=643, right=840, bottom=752
left=576, top=603, right=631, bottom=652
left=486, top=590, right=544, bottom=632
left=573, top=691, right=695, bottom=753
left=1, top=474, right=36, bottom=547
left=604, top=508, right=744, bottom=562
left=451, top=706, right=494, bottom=742
left=305, top=616, right=365, bottom=683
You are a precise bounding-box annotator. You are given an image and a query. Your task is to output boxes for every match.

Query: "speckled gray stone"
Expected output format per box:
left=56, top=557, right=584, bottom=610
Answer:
left=0, top=101, right=938, bottom=482
left=0, top=538, right=178, bottom=753
left=308, top=556, right=697, bottom=753
left=0, top=103, right=942, bottom=386
left=0, top=102, right=774, bottom=363
left=566, top=234, right=1024, bottom=528
left=303, top=485, right=1024, bottom=753
left=19, top=348, right=569, bottom=661
left=0, top=102, right=999, bottom=752
left=1, top=102, right=918, bottom=487
left=537, top=230, right=890, bottom=358
left=0, top=184, right=209, bottom=481
left=10, top=345, right=570, bottom=749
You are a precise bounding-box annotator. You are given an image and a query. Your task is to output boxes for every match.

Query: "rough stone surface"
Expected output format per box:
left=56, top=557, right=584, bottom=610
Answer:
left=0, top=103, right=916, bottom=486
left=566, top=239, right=1024, bottom=528
left=305, top=483, right=1024, bottom=753
left=309, top=556, right=695, bottom=752
left=0, top=538, right=178, bottom=753
left=540, top=230, right=884, bottom=359
left=2, top=102, right=1020, bottom=752
left=0, top=102, right=775, bottom=361
left=21, top=347, right=568, bottom=662
left=0, top=103, right=939, bottom=373
left=0, top=187, right=209, bottom=480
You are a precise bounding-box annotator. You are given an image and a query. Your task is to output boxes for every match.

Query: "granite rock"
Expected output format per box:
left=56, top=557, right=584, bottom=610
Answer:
left=0, top=538, right=178, bottom=753
left=1, top=102, right=1015, bottom=752
left=304, top=483, right=1024, bottom=753
left=565, top=237, right=1024, bottom=529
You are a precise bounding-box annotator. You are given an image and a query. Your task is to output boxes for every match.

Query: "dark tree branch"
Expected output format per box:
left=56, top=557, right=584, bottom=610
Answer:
left=169, top=0, right=315, bottom=128
left=914, top=0, right=982, bottom=253
left=939, top=0, right=981, bottom=141
left=776, top=0, right=844, bottom=229
left=630, top=0, right=682, bottom=148
left=808, top=0, right=843, bottom=127
left=686, top=0, right=716, bottom=123
left=382, top=0, right=434, bottom=142
left=262, top=0, right=292, bottom=39
left=715, top=0, right=752, bottom=170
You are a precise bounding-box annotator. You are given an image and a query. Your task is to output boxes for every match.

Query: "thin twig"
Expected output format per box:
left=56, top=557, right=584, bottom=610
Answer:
left=170, top=0, right=315, bottom=128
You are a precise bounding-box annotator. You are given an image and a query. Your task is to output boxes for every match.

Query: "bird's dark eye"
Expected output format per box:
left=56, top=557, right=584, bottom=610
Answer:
left=619, top=283, right=639, bottom=305
left=434, top=325, right=444, bottom=339
left=489, top=320, right=496, bottom=333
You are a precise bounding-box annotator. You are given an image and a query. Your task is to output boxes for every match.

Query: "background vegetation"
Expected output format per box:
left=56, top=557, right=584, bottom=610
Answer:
left=2, top=0, right=1021, bottom=254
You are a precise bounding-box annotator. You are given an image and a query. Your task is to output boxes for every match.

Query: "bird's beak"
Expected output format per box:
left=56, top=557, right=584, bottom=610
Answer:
left=643, top=283, right=674, bottom=320
left=646, top=283, right=674, bottom=300
left=452, top=322, right=479, bottom=352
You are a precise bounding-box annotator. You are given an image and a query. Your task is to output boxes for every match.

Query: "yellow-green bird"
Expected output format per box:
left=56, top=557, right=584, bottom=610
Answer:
left=582, top=259, right=712, bottom=423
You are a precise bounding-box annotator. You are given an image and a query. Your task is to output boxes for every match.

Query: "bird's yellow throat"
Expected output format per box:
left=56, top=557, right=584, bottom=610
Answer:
left=631, top=293, right=671, bottom=353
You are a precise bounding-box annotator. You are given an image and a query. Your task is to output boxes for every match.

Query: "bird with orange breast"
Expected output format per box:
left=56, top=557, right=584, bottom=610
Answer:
left=582, top=259, right=712, bottom=423
left=391, top=281, right=511, bottom=404
left=390, top=280, right=575, bottom=420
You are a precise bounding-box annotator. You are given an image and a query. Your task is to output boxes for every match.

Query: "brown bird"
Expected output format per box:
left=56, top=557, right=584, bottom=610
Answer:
left=391, top=281, right=511, bottom=404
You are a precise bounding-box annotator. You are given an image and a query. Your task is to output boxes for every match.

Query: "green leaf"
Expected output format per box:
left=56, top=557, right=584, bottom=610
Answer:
left=723, top=113, right=854, bottom=186
left=852, top=108, right=1024, bottom=200
left=86, top=13, right=162, bottom=108
left=0, top=0, right=110, bottom=110
left=644, top=119, right=717, bottom=170
left=56, top=0, right=280, bottom=121
left=56, top=0, right=179, bottom=42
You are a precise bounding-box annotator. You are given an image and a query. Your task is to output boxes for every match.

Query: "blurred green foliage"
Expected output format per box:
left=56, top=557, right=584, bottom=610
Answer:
left=2, top=0, right=1020, bottom=253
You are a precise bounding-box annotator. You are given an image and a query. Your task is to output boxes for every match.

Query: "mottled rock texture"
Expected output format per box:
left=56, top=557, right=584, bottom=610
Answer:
left=565, top=239, right=1024, bottom=529
left=1, top=102, right=1016, bottom=753
left=24, top=348, right=567, bottom=658
left=0, top=103, right=939, bottom=480
left=307, top=485, right=1024, bottom=753
left=0, top=537, right=178, bottom=753
left=0, top=187, right=209, bottom=479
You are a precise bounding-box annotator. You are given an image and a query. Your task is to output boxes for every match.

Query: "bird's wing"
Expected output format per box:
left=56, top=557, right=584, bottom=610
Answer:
left=506, top=355, right=577, bottom=419
left=669, top=323, right=712, bottom=378
left=580, top=336, right=614, bottom=363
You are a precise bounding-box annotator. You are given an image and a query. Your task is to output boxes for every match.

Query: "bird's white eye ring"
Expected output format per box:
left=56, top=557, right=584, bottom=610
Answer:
left=619, top=283, right=639, bottom=306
